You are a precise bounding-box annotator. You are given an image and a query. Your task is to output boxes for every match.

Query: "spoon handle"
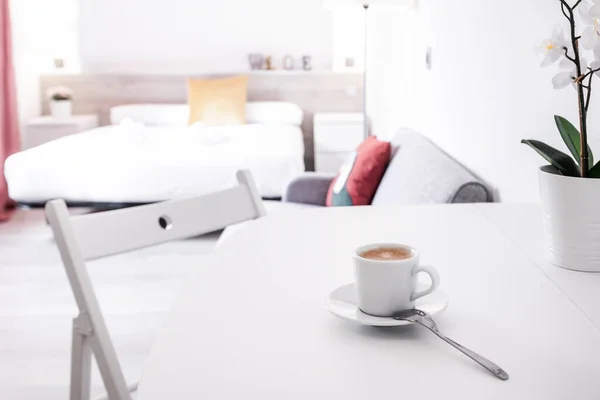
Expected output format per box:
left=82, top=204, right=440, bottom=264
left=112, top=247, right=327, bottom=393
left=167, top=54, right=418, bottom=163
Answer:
left=416, top=321, right=509, bottom=381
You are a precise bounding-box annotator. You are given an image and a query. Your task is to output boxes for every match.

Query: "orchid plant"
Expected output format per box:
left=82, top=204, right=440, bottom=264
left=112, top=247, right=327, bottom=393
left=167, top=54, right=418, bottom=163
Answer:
left=523, top=0, right=600, bottom=178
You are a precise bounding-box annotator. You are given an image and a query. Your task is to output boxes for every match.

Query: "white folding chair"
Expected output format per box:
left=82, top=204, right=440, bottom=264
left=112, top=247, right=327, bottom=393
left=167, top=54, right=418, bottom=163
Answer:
left=45, top=170, right=266, bottom=400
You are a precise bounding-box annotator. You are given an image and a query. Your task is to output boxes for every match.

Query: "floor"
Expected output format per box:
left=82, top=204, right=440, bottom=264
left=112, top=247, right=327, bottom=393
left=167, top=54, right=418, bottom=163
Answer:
left=1, top=209, right=220, bottom=399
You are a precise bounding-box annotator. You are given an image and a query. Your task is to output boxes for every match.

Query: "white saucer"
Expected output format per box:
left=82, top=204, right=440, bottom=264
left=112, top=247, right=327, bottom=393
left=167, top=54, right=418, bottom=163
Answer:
left=327, top=282, right=449, bottom=327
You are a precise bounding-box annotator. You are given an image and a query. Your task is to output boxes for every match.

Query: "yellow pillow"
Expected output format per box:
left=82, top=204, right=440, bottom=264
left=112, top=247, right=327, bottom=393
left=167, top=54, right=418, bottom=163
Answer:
left=187, top=76, right=248, bottom=126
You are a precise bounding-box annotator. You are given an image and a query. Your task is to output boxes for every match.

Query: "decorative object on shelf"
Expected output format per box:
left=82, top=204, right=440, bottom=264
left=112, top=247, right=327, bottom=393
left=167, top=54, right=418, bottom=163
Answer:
left=265, top=56, right=275, bottom=70
left=248, top=53, right=264, bottom=70
left=47, top=86, right=73, bottom=118
left=522, top=0, right=600, bottom=272
left=345, top=57, right=356, bottom=68
left=302, top=55, right=312, bottom=71
left=322, top=0, right=417, bottom=139
left=53, top=58, right=65, bottom=69
left=282, top=55, right=294, bottom=70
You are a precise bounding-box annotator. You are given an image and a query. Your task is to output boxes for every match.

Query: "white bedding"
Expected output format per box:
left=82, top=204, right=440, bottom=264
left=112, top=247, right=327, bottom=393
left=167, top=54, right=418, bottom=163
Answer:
left=5, top=123, right=305, bottom=203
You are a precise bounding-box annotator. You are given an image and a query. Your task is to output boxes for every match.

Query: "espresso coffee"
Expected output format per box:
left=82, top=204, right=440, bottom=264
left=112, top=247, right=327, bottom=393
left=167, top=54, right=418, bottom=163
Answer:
left=360, top=247, right=413, bottom=261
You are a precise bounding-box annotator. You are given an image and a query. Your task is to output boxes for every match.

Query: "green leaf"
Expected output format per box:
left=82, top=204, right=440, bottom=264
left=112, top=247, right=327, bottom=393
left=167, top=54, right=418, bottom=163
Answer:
left=589, top=161, right=600, bottom=178
left=521, top=139, right=580, bottom=176
left=554, top=116, right=594, bottom=168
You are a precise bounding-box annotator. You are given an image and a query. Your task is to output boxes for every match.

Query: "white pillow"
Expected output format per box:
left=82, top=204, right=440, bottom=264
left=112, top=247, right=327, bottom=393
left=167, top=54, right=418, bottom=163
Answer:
left=110, top=102, right=303, bottom=126
left=110, top=104, right=189, bottom=126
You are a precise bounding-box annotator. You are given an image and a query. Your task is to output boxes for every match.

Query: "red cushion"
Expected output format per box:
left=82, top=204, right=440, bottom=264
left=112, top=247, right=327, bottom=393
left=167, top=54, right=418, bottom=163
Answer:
left=326, top=136, right=391, bottom=207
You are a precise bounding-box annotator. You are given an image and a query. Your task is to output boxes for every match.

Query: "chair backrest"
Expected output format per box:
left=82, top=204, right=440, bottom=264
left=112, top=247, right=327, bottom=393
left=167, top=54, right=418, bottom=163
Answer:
left=45, top=170, right=266, bottom=400
left=49, top=170, right=266, bottom=260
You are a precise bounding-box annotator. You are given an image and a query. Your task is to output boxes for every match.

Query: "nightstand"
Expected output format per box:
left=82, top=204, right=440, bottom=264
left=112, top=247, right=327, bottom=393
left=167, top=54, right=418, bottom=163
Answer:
left=25, top=115, right=99, bottom=149
left=314, top=113, right=365, bottom=173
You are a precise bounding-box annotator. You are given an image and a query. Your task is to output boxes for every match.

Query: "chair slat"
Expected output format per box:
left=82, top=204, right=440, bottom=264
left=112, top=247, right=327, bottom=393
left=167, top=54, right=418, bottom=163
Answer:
left=69, top=185, right=258, bottom=260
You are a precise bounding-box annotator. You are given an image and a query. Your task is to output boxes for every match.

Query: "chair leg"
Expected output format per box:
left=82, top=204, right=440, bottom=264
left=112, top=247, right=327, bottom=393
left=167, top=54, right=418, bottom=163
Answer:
left=71, top=315, right=92, bottom=400
left=92, top=382, right=139, bottom=400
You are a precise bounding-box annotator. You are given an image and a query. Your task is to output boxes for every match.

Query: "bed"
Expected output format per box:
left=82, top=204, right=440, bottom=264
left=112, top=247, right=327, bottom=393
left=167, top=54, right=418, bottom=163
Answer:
left=5, top=102, right=305, bottom=204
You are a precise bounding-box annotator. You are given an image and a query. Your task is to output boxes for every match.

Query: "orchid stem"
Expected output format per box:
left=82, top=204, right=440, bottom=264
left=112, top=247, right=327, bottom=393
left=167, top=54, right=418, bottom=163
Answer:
left=586, top=73, right=594, bottom=113
left=563, top=47, right=576, bottom=63
left=560, top=0, right=589, bottom=176
left=562, top=3, right=571, bottom=20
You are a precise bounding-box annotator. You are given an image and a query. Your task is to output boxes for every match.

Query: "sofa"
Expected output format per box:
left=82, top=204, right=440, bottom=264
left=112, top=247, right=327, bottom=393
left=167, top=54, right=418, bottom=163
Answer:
left=283, top=129, right=493, bottom=207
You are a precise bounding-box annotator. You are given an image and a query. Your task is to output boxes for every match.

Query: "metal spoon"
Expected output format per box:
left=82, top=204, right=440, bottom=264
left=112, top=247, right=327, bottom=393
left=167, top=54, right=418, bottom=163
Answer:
left=394, top=308, right=509, bottom=381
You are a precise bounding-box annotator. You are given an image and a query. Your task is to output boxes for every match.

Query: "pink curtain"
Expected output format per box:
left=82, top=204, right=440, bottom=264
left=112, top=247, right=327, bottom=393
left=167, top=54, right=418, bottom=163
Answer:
left=0, top=0, right=19, bottom=222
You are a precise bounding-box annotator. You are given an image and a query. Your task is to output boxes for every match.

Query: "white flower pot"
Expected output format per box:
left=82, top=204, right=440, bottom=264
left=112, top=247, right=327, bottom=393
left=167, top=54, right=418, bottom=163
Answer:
left=539, top=165, right=600, bottom=272
left=50, top=100, right=72, bottom=118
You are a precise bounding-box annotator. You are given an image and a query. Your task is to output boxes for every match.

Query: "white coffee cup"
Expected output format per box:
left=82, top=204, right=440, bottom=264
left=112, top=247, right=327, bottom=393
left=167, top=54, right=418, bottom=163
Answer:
left=353, top=243, right=440, bottom=317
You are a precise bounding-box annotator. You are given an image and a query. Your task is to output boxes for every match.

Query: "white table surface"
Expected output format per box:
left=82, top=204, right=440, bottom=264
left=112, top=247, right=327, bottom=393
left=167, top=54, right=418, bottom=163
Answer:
left=477, top=203, right=600, bottom=328
left=137, top=204, right=600, bottom=399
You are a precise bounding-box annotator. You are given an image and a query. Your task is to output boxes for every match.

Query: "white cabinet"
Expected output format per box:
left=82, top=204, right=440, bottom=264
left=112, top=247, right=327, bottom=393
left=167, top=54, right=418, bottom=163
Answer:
left=25, top=115, right=99, bottom=149
left=314, top=113, right=365, bottom=173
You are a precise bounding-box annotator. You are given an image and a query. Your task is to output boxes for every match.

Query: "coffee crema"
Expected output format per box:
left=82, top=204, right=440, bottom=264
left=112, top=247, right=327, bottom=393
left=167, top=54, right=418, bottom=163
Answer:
left=360, top=247, right=413, bottom=261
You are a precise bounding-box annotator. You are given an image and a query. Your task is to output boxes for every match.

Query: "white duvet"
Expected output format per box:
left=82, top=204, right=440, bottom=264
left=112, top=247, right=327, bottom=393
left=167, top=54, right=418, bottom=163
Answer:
left=5, top=123, right=305, bottom=203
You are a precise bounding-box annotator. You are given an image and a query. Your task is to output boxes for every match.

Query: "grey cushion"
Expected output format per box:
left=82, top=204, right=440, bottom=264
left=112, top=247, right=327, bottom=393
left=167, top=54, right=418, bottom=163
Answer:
left=371, top=129, right=492, bottom=206
left=283, top=173, right=336, bottom=206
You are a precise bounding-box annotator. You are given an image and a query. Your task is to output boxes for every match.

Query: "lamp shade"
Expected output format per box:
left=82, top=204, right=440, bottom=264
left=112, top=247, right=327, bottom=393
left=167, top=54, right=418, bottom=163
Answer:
left=323, top=0, right=417, bottom=8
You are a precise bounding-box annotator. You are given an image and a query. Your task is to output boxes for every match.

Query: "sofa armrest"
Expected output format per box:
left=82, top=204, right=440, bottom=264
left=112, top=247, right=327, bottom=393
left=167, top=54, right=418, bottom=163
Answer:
left=450, top=182, right=494, bottom=203
left=283, top=173, right=336, bottom=206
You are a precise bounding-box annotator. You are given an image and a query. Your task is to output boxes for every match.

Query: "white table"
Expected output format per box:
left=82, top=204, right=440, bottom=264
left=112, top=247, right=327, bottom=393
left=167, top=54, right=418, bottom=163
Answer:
left=477, top=204, right=600, bottom=327
left=137, top=204, right=600, bottom=399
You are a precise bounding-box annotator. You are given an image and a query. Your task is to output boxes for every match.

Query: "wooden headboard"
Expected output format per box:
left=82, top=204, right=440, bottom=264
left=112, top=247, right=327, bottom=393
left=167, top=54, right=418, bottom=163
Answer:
left=40, top=73, right=363, bottom=170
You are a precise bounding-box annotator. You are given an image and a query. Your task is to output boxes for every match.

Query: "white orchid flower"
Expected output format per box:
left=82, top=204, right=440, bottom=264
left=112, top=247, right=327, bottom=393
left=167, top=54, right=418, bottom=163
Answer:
left=538, top=26, right=567, bottom=67
left=591, top=60, right=600, bottom=76
left=591, top=52, right=600, bottom=76
left=578, top=0, right=595, bottom=22
left=579, top=0, right=600, bottom=24
left=580, top=0, right=600, bottom=49
left=552, top=58, right=588, bottom=89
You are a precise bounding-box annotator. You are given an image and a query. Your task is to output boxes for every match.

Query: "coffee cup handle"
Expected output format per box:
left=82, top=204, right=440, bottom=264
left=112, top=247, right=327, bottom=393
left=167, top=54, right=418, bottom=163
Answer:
left=411, top=265, right=440, bottom=301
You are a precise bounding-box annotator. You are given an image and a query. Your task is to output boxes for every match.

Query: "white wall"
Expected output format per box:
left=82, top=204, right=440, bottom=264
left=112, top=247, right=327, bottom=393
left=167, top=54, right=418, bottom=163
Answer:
left=11, top=0, right=78, bottom=137
left=79, top=0, right=333, bottom=73
left=11, top=0, right=43, bottom=130
left=410, top=0, right=600, bottom=202
left=366, top=5, right=427, bottom=141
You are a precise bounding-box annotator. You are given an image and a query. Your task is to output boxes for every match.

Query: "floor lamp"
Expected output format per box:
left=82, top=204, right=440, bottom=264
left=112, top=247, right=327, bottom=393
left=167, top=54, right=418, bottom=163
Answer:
left=325, top=0, right=418, bottom=139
